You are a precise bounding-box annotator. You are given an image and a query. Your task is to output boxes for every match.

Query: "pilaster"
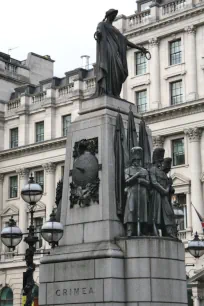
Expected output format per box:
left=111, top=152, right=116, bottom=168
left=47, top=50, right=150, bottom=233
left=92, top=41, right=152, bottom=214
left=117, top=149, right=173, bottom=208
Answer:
left=43, top=163, right=56, bottom=219
left=45, top=107, right=56, bottom=140
left=149, top=38, right=160, bottom=110
left=16, top=168, right=29, bottom=254
left=184, top=127, right=203, bottom=233
left=184, top=127, right=202, bottom=142
left=184, top=25, right=197, bottom=101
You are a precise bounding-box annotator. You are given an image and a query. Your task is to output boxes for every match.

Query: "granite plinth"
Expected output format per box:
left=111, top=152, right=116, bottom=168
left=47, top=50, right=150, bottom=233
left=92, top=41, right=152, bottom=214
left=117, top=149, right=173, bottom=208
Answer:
left=39, top=238, right=187, bottom=306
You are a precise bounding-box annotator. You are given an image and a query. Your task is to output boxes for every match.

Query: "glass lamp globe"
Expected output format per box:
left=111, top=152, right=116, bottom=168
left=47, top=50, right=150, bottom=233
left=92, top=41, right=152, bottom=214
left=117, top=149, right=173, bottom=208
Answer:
left=188, top=232, right=204, bottom=258
left=21, top=174, right=43, bottom=205
left=41, top=210, right=64, bottom=248
left=1, top=216, right=22, bottom=250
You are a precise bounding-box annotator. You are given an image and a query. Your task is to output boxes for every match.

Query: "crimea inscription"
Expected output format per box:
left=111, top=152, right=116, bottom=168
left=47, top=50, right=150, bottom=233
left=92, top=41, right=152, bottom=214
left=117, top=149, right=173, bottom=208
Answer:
left=47, top=280, right=103, bottom=304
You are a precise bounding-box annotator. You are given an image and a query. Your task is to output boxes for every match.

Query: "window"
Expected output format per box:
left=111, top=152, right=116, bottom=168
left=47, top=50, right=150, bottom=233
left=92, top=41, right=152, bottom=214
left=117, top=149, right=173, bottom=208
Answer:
left=172, top=138, right=185, bottom=166
left=176, top=193, right=187, bottom=230
left=136, top=90, right=147, bottom=113
left=9, top=176, right=18, bottom=198
left=136, top=52, right=146, bottom=75
left=170, top=39, right=181, bottom=65
left=0, top=287, right=13, bottom=306
left=36, top=121, right=44, bottom=143
left=10, top=128, right=18, bottom=148
left=171, top=80, right=183, bottom=105
left=35, top=170, right=44, bottom=192
left=34, top=218, right=43, bottom=249
left=62, top=115, right=71, bottom=137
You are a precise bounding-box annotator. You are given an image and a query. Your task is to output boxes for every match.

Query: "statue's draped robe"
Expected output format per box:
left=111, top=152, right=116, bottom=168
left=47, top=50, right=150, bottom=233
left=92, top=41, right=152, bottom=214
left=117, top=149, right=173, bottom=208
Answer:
left=114, top=112, right=128, bottom=219
left=95, top=22, right=128, bottom=97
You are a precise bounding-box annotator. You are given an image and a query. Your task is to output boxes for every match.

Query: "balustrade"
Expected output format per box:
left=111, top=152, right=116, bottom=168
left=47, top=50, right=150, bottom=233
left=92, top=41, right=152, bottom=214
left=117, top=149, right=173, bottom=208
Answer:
left=128, top=10, right=151, bottom=28
left=58, top=83, right=74, bottom=96
left=162, top=0, right=186, bottom=15
left=7, top=98, right=21, bottom=111
left=85, top=77, right=96, bottom=90
left=32, top=92, right=46, bottom=103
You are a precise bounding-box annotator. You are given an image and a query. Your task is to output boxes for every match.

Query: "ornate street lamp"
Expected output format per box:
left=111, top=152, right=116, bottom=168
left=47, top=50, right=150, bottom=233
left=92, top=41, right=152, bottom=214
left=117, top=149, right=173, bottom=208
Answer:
left=1, top=216, right=22, bottom=250
left=0, top=174, right=64, bottom=306
left=41, top=210, right=64, bottom=248
left=187, top=232, right=204, bottom=258
left=21, top=175, right=43, bottom=205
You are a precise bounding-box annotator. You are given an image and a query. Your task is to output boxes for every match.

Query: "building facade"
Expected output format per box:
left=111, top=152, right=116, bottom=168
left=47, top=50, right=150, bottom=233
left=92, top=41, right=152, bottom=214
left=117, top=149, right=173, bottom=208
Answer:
left=0, top=52, right=96, bottom=305
left=1, top=0, right=204, bottom=304
left=116, top=0, right=204, bottom=304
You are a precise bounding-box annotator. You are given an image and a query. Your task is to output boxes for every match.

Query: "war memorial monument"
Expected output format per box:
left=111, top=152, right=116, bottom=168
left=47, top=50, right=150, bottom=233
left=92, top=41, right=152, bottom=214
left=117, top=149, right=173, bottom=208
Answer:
left=39, top=9, right=188, bottom=306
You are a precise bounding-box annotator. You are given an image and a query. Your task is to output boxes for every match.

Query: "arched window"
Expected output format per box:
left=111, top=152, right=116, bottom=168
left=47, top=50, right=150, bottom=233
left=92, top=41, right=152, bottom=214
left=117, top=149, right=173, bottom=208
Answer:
left=33, top=285, right=39, bottom=306
left=0, top=287, right=13, bottom=306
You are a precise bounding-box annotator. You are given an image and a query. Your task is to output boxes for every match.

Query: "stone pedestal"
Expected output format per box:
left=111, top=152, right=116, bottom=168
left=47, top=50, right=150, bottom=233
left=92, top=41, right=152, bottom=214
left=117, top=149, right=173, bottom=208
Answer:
left=39, top=96, right=187, bottom=306
left=39, top=237, right=187, bottom=306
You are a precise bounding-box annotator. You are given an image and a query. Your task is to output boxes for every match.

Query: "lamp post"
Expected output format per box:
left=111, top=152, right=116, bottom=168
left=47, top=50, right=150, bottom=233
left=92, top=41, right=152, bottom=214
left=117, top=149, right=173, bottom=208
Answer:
left=0, top=174, right=64, bottom=306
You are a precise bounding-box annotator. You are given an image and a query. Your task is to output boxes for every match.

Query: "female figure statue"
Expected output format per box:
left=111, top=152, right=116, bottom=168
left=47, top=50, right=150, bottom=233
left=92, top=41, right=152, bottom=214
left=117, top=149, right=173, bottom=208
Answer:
left=94, top=9, right=151, bottom=98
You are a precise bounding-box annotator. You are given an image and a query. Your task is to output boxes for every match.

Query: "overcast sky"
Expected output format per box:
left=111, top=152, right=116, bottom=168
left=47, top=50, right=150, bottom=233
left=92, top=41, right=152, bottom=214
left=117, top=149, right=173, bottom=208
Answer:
left=0, top=0, right=136, bottom=77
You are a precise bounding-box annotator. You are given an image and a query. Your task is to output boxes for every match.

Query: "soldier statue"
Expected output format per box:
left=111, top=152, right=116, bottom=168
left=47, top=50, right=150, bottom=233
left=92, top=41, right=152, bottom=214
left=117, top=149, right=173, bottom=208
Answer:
left=124, top=147, right=150, bottom=237
left=149, top=148, right=177, bottom=238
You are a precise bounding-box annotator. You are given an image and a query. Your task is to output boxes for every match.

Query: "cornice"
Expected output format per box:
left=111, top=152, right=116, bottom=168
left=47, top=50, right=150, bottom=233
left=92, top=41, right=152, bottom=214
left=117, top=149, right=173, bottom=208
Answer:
left=0, top=72, right=28, bottom=85
left=143, top=99, right=204, bottom=124
left=0, top=137, right=66, bottom=161
left=125, top=6, right=204, bottom=39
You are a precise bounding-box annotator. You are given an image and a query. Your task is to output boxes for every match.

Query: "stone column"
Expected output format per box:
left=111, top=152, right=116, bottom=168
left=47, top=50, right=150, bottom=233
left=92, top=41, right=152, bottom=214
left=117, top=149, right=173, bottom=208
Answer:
left=16, top=168, right=29, bottom=254
left=185, top=25, right=197, bottom=101
left=184, top=128, right=203, bottom=233
left=43, top=163, right=56, bottom=220
left=152, top=135, right=165, bottom=149
left=186, top=191, right=192, bottom=229
left=149, top=38, right=160, bottom=110
left=0, top=174, right=4, bottom=251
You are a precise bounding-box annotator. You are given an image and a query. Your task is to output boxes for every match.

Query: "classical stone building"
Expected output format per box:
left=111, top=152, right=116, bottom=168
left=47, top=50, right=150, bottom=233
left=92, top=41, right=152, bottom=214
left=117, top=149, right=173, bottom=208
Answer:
left=0, top=52, right=96, bottom=305
left=1, top=0, right=204, bottom=304
left=115, top=0, right=204, bottom=304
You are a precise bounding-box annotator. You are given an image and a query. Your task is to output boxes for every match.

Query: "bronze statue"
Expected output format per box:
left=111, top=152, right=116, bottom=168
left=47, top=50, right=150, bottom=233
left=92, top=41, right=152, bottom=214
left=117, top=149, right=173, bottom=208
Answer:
left=162, top=157, right=177, bottom=237
left=124, top=147, right=150, bottom=237
left=94, top=9, right=151, bottom=98
left=149, top=148, right=176, bottom=238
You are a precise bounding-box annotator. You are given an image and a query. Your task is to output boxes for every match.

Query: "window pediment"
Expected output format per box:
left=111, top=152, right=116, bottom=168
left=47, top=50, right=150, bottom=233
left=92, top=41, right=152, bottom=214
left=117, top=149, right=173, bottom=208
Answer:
left=172, top=172, right=190, bottom=186
left=1, top=204, right=19, bottom=217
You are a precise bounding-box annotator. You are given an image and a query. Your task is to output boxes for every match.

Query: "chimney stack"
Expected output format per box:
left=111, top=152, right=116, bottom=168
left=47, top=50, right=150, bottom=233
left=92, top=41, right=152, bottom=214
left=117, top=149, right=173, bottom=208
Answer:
left=81, top=55, right=90, bottom=70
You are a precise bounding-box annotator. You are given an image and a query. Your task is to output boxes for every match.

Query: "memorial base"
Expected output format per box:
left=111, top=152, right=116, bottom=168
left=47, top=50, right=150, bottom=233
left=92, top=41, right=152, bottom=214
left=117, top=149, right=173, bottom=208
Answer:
left=39, top=237, right=187, bottom=306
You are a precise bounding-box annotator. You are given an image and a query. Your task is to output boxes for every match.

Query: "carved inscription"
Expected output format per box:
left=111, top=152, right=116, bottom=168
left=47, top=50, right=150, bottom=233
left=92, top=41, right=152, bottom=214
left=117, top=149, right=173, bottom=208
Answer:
left=47, top=280, right=103, bottom=304
left=56, top=287, right=94, bottom=296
